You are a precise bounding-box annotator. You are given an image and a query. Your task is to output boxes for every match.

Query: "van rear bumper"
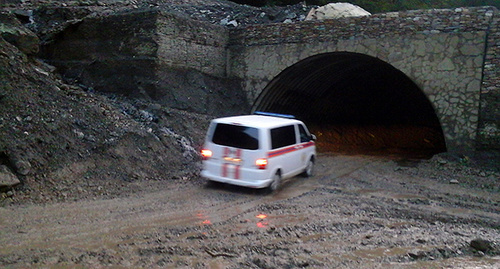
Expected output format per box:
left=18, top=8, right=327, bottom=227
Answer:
left=200, top=170, right=272, bottom=189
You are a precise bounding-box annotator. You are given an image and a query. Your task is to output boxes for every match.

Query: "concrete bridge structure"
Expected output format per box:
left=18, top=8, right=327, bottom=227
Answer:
left=44, top=6, right=499, bottom=154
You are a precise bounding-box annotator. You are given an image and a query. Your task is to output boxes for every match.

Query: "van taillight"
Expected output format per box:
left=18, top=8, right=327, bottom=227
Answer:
left=256, top=158, right=268, bottom=169
left=201, top=149, right=212, bottom=160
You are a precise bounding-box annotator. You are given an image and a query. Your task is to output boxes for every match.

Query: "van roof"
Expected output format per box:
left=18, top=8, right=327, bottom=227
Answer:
left=212, top=115, right=302, bottom=128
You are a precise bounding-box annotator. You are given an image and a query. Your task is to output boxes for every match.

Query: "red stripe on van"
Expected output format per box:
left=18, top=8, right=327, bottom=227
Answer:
left=234, top=165, right=240, bottom=179
left=234, top=149, right=241, bottom=179
left=222, top=147, right=229, bottom=177
left=222, top=163, right=228, bottom=177
left=221, top=147, right=244, bottom=179
left=267, top=141, right=315, bottom=158
left=221, top=147, right=229, bottom=177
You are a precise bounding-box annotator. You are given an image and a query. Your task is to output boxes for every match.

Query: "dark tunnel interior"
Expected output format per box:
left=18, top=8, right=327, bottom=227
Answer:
left=252, top=52, right=447, bottom=158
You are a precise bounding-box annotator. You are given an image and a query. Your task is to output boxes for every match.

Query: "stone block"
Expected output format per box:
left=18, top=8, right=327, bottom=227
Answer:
left=0, top=165, right=20, bottom=189
left=0, top=11, right=39, bottom=55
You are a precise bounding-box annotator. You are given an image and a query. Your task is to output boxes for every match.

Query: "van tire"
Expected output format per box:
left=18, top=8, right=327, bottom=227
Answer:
left=302, top=158, right=314, bottom=177
left=267, top=171, right=281, bottom=193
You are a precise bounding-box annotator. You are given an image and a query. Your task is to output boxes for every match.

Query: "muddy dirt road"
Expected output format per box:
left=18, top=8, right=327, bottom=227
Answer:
left=0, top=154, right=499, bottom=268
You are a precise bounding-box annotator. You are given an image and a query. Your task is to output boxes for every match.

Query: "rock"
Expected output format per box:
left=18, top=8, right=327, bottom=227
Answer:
left=408, top=250, right=426, bottom=259
left=227, top=20, right=238, bottom=27
left=139, top=110, right=156, bottom=122
left=305, top=3, right=371, bottom=21
left=0, top=165, right=21, bottom=189
left=73, top=129, right=85, bottom=139
left=220, top=16, right=234, bottom=26
left=13, top=159, right=31, bottom=176
left=220, top=17, right=238, bottom=27
left=449, top=179, right=459, bottom=184
left=470, top=238, right=492, bottom=252
left=0, top=11, right=40, bottom=55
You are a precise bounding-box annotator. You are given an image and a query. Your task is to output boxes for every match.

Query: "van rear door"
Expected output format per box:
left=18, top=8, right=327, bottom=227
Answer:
left=209, top=123, right=261, bottom=180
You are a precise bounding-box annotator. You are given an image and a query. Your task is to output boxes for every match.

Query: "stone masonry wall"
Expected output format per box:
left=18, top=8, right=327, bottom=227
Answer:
left=156, top=11, right=228, bottom=78
left=229, top=7, right=496, bottom=46
left=151, top=11, right=247, bottom=115
left=228, top=7, right=499, bottom=152
left=479, top=12, right=500, bottom=149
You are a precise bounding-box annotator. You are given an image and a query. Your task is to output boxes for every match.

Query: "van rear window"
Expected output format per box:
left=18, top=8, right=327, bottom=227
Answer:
left=212, top=123, right=259, bottom=150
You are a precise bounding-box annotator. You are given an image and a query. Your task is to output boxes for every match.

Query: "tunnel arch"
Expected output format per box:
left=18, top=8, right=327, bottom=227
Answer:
left=251, top=52, right=447, bottom=158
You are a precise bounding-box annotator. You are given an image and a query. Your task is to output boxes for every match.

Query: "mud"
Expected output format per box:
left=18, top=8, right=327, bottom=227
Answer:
left=1, top=154, right=498, bottom=268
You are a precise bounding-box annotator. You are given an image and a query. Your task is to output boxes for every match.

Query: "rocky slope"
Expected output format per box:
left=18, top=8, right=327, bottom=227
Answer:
left=0, top=13, right=212, bottom=204
left=0, top=33, right=212, bottom=204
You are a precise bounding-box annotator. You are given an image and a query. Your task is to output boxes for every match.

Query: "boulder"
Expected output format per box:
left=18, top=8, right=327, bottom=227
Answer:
left=0, top=11, right=39, bottom=55
left=470, top=238, right=493, bottom=252
left=13, top=159, right=31, bottom=176
left=305, top=2, right=371, bottom=21
left=0, top=165, right=21, bottom=190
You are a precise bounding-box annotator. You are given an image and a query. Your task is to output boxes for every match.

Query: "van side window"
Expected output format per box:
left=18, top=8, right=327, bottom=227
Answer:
left=271, top=125, right=296, bottom=149
left=298, top=124, right=311, bottom=143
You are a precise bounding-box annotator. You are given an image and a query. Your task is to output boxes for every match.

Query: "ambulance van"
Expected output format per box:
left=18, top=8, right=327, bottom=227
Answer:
left=200, top=112, right=316, bottom=192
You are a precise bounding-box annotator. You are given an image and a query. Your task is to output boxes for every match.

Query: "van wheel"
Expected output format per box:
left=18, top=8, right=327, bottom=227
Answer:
left=303, top=158, right=314, bottom=177
left=268, top=172, right=281, bottom=192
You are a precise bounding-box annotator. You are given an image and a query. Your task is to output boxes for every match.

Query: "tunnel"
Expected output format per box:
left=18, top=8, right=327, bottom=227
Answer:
left=252, top=52, right=447, bottom=158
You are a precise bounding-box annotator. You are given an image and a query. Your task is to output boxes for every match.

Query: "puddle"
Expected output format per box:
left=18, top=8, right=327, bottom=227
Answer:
left=299, top=233, right=333, bottom=242
left=390, top=194, right=428, bottom=200
left=352, top=246, right=411, bottom=259
left=329, top=246, right=423, bottom=264
left=386, top=221, right=416, bottom=228
left=352, top=188, right=384, bottom=195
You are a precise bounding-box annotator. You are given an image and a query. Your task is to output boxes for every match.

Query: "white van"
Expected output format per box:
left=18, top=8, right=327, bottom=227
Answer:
left=200, top=112, right=316, bottom=192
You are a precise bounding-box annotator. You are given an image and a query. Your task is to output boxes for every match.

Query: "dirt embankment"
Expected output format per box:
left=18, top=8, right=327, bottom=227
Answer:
left=0, top=12, right=213, bottom=204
